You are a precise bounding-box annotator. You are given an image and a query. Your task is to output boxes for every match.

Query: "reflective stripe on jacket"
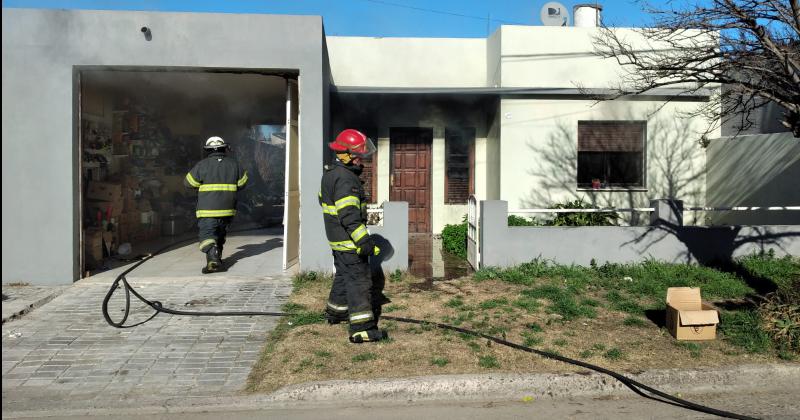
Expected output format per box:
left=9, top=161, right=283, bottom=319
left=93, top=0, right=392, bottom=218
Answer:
left=184, top=151, right=248, bottom=218
left=319, top=160, right=370, bottom=253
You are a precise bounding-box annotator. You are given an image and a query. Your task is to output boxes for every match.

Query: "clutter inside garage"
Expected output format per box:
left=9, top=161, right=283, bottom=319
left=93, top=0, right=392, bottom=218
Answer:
left=80, top=70, right=289, bottom=274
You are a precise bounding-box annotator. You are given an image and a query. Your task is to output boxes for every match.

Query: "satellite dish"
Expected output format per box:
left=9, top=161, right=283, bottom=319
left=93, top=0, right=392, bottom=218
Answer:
left=540, top=2, right=570, bottom=26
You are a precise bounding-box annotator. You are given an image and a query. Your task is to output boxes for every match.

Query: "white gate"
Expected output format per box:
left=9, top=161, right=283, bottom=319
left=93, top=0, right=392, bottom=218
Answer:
left=467, top=195, right=480, bottom=269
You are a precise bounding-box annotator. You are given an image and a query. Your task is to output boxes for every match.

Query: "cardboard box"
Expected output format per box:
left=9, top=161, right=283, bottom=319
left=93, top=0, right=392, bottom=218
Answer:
left=84, top=228, right=103, bottom=262
left=666, top=287, right=720, bottom=341
left=84, top=228, right=108, bottom=264
left=86, top=181, right=122, bottom=202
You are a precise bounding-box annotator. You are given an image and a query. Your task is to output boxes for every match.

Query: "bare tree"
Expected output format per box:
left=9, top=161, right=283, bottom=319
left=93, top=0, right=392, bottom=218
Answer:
left=593, top=0, right=800, bottom=138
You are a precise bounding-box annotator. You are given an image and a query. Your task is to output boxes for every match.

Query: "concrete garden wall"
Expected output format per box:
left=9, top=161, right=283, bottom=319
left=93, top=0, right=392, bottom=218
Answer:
left=478, top=200, right=800, bottom=268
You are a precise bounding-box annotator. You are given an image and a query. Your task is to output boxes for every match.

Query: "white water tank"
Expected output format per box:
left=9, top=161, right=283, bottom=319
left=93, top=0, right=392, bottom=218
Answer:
left=573, top=4, right=602, bottom=27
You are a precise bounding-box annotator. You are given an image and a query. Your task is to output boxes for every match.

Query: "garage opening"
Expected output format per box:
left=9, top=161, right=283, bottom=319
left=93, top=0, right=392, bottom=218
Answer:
left=77, top=69, right=299, bottom=277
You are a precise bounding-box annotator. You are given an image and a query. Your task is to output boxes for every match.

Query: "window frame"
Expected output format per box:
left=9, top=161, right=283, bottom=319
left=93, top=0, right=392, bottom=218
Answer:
left=444, top=127, right=476, bottom=204
left=576, top=120, right=647, bottom=190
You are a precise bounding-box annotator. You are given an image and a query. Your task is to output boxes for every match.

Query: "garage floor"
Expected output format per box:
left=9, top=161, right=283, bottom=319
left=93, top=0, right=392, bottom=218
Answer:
left=89, top=227, right=287, bottom=280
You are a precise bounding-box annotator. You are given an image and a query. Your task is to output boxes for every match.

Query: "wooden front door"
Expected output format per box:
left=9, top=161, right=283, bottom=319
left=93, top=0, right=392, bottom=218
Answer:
left=390, top=128, right=432, bottom=233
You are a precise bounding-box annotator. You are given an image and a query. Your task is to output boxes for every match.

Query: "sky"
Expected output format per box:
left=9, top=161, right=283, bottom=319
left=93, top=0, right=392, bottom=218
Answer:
left=3, top=0, right=656, bottom=38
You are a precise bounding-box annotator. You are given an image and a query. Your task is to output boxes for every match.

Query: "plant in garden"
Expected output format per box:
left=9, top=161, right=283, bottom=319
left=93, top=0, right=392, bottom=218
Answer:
left=548, top=199, right=619, bottom=226
left=759, top=279, right=800, bottom=355
left=441, top=216, right=468, bottom=258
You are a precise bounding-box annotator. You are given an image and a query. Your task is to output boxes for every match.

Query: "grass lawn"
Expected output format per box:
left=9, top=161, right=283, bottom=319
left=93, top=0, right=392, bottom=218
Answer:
left=246, top=254, right=799, bottom=394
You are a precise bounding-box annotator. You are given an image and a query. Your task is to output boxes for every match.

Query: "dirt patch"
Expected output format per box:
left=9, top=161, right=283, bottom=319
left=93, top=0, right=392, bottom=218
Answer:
left=247, top=275, right=786, bottom=394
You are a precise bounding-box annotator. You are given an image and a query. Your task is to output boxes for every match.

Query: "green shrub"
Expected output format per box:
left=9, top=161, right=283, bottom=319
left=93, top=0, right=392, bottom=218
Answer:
left=508, top=215, right=542, bottom=226
left=547, top=199, right=619, bottom=226
left=441, top=218, right=468, bottom=258
left=443, top=214, right=543, bottom=260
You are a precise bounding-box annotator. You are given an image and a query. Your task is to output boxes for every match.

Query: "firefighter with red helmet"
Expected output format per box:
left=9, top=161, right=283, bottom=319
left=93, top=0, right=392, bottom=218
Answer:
left=320, top=129, right=387, bottom=343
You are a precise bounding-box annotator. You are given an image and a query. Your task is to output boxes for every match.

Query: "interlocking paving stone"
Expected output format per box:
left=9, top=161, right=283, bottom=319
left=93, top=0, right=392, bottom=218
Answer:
left=3, top=273, right=291, bottom=412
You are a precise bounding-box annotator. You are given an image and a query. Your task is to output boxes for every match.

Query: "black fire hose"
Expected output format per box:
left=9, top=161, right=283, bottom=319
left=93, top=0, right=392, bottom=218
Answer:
left=101, top=232, right=758, bottom=420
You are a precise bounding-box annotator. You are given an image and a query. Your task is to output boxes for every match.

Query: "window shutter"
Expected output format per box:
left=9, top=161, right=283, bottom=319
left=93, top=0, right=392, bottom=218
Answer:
left=353, top=128, right=377, bottom=203
left=445, top=128, right=475, bottom=204
left=578, top=121, right=644, bottom=152
left=361, top=155, right=376, bottom=203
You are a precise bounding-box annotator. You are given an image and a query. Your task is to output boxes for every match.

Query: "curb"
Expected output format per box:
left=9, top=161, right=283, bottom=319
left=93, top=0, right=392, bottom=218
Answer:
left=4, top=363, right=798, bottom=418
left=265, top=362, right=800, bottom=404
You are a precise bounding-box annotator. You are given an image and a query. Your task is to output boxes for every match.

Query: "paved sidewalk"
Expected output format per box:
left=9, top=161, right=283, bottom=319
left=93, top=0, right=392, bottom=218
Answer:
left=2, top=275, right=292, bottom=413
left=2, top=284, right=69, bottom=324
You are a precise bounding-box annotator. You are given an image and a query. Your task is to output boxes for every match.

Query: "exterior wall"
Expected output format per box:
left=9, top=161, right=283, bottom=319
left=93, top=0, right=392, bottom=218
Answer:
left=721, top=85, right=791, bottom=136
left=2, top=8, right=330, bottom=284
left=497, top=25, right=703, bottom=90
left=707, top=133, right=800, bottom=225
left=486, top=105, right=502, bottom=200
left=326, top=37, right=486, bottom=88
left=480, top=200, right=800, bottom=268
left=500, top=98, right=716, bottom=224
left=486, top=28, right=502, bottom=87
left=500, top=25, right=621, bottom=88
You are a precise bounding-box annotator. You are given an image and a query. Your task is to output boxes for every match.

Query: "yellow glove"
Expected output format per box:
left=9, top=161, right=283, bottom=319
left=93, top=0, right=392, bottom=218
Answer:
left=356, top=245, right=381, bottom=256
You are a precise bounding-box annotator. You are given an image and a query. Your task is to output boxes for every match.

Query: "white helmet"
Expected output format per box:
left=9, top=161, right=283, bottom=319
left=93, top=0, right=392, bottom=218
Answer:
left=204, top=136, right=227, bottom=150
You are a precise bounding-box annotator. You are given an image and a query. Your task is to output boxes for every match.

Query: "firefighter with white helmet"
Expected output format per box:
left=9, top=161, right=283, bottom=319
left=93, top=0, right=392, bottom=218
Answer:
left=184, top=136, right=248, bottom=273
left=319, top=129, right=389, bottom=343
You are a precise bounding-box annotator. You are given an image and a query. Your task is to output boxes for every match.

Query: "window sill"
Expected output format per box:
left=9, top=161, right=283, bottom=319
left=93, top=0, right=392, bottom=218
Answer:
left=576, top=187, right=648, bottom=192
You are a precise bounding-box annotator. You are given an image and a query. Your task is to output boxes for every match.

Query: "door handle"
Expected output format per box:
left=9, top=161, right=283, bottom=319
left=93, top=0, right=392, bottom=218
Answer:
left=390, top=174, right=395, bottom=187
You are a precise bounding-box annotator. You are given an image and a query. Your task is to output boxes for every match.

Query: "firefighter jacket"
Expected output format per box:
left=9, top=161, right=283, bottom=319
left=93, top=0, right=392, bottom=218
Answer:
left=184, top=151, right=248, bottom=218
left=319, top=160, right=370, bottom=253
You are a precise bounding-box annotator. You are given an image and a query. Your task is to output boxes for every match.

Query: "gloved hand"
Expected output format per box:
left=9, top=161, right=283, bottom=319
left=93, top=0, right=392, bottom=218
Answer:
left=356, top=237, right=375, bottom=256
left=357, top=245, right=380, bottom=256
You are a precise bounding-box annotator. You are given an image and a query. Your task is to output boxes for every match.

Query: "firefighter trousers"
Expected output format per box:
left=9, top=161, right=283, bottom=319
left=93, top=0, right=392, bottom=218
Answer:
left=197, top=217, right=232, bottom=253
left=327, top=251, right=381, bottom=333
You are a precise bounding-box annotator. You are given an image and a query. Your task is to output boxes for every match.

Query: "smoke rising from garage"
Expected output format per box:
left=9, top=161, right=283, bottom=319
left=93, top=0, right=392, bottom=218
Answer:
left=79, top=69, right=289, bottom=271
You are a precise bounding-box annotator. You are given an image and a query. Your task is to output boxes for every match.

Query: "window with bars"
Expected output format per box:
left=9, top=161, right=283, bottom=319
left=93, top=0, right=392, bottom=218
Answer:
left=577, top=121, right=646, bottom=188
left=445, top=127, right=475, bottom=204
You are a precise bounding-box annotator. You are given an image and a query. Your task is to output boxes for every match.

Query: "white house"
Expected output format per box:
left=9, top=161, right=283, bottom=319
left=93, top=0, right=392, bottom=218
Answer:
left=328, top=25, right=716, bottom=232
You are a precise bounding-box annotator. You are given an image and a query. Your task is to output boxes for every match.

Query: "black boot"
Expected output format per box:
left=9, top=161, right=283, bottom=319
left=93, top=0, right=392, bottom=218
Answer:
left=324, top=309, right=348, bottom=325
left=204, top=245, right=222, bottom=273
left=349, top=328, right=388, bottom=343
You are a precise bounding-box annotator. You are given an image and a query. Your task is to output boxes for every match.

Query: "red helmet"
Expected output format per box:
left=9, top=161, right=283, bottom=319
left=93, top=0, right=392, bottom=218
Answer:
left=329, top=129, right=376, bottom=157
